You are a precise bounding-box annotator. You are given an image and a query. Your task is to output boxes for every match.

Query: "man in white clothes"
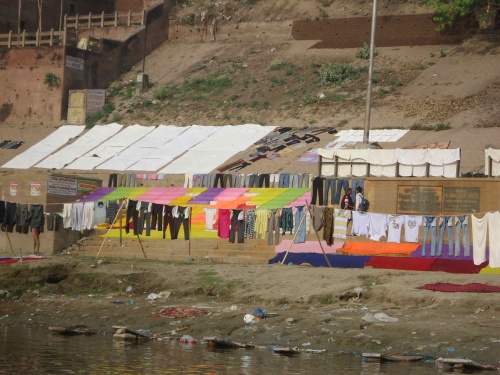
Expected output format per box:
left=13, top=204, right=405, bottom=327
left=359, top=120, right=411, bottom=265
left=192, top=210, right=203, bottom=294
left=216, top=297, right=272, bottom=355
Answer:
left=355, top=186, right=363, bottom=211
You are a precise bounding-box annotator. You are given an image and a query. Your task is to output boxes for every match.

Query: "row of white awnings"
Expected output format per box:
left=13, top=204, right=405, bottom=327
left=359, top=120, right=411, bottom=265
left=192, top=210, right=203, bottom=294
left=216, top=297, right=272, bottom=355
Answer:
left=318, top=148, right=461, bottom=178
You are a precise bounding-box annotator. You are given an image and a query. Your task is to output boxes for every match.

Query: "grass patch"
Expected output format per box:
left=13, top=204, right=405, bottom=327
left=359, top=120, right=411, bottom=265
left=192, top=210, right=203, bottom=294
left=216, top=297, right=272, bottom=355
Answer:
left=318, top=63, right=366, bottom=85
left=155, top=85, right=180, bottom=100
left=195, top=270, right=243, bottom=299
left=411, top=122, right=451, bottom=131
left=302, top=94, right=319, bottom=106
left=184, top=75, right=232, bottom=95
left=270, top=76, right=285, bottom=86
left=356, top=43, right=377, bottom=60
left=269, top=62, right=298, bottom=76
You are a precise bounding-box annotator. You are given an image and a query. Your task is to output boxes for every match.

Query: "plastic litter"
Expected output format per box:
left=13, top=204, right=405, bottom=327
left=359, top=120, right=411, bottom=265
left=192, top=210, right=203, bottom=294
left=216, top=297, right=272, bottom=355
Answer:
left=361, top=312, right=398, bottom=323
left=253, top=308, right=267, bottom=319
left=373, top=312, right=398, bottom=323
left=146, top=291, right=170, bottom=300
left=244, top=314, right=255, bottom=324
left=125, top=286, right=133, bottom=292
left=179, top=335, right=197, bottom=344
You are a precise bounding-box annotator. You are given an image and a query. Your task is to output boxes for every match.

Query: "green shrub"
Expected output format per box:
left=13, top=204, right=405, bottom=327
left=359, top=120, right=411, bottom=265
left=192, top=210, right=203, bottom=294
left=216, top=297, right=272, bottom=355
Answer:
left=319, top=63, right=363, bottom=85
left=270, top=77, right=285, bottom=86
left=302, top=95, right=319, bottom=105
left=269, top=62, right=298, bottom=76
left=44, top=72, right=60, bottom=88
left=411, top=122, right=451, bottom=131
left=85, top=111, right=103, bottom=128
left=155, top=85, right=179, bottom=100
left=184, top=75, right=232, bottom=95
left=102, top=103, right=115, bottom=115
left=356, top=43, right=377, bottom=60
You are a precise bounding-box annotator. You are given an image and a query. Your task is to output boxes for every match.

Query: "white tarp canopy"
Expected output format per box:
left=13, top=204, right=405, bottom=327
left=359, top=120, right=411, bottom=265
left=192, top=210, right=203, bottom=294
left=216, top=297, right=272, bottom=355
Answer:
left=2, top=125, right=84, bottom=169
left=319, top=148, right=460, bottom=178
left=35, top=123, right=123, bottom=169
left=64, top=125, right=154, bottom=170
left=485, top=148, right=500, bottom=177
left=96, top=125, right=188, bottom=171
left=159, top=124, right=276, bottom=174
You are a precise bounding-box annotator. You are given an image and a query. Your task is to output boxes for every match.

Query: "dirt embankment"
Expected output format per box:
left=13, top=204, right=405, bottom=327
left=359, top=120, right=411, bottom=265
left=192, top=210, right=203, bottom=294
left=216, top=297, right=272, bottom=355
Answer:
left=1, top=256, right=499, bottom=364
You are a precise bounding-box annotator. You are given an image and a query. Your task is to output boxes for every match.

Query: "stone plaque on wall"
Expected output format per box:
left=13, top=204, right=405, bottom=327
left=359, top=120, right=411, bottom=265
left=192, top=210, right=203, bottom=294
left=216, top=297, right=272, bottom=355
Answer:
left=443, top=187, right=480, bottom=214
left=397, top=185, right=442, bottom=215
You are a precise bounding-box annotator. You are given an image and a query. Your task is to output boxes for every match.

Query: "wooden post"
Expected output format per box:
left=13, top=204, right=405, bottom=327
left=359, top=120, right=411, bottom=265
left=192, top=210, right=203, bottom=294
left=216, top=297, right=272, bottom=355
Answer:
left=36, top=29, right=39, bottom=46
left=63, top=14, right=67, bottom=30
left=136, top=235, right=147, bottom=259
left=488, top=156, right=492, bottom=177
left=127, top=10, right=131, bottom=27
left=8, top=30, right=12, bottom=48
left=5, top=231, right=22, bottom=263
left=119, top=199, right=123, bottom=247
left=75, top=13, right=79, bottom=29
left=49, top=28, right=53, bottom=45
left=305, top=200, right=332, bottom=268
left=101, top=11, right=104, bottom=28
left=97, top=199, right=126, bottom=258
left=22, top=29, right=25, bottom=47
left=63, top=28, right=66, bottom=45
left=88, top=12, right=92, bottom=29
left=114, top=11, right=118, bottom=27
left=141, top=9, right=145, bottom=26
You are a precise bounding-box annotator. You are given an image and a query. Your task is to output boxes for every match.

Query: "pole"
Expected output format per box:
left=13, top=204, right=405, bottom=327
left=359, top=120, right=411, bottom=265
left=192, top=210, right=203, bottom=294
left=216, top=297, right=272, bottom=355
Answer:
left=305, top=200, right=332, bottom=268
left=37, top=0, right=43, bottom=32
left=97, top=199, right=126, bottom=258
left=363, top=0, right=378, bottom=145
left=5, top=231, right=22, bottom=263
left=280, top=208, right=308, bottom=265
left=59, top=0, right=63, bottom=31
left=119, top=199, right=123, bottom=247
left=18, top=0, right=22, bottom=33
left=136, top=235, right=147, bottom=259
left=142, top=9, right=148, bottom=73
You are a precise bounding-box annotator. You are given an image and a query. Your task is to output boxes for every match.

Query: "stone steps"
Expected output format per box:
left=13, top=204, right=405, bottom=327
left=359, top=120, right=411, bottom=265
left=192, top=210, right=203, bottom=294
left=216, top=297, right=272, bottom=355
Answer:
left=72, top=234, right=277, bottom=264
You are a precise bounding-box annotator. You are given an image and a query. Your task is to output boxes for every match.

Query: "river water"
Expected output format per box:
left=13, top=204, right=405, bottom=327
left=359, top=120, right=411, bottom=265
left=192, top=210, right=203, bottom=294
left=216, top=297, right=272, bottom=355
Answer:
left=0, top=326, right=452, bottom=374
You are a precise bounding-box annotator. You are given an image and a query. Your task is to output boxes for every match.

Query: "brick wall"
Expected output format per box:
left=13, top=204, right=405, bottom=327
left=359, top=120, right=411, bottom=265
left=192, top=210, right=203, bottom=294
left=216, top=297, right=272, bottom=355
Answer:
left=292, top=14, right=478, bottom=48
left=0, top=47, right=65, bottom=124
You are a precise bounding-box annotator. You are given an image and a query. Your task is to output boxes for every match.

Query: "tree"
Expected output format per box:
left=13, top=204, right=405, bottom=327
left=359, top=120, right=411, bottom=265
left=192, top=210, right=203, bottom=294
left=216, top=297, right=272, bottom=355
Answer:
left=426, top=0, right=499, bottom=30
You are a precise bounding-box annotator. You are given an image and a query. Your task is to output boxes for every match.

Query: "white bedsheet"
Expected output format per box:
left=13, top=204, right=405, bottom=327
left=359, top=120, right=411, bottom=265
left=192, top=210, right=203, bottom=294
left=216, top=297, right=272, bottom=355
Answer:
left=128, top=125, right=220, bottom=171
left=2, top=125, right=84, bottom=169
left=64, top=125, right=154, bottom=170
left=35, top=124, right=123, bottom=169
left=97, top=125, right=188, bottom=171
left=159, top=124, right=275, bottom=174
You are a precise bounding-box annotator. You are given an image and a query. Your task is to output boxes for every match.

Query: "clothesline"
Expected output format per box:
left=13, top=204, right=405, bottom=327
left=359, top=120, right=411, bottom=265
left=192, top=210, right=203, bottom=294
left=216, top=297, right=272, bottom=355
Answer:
left=2, top=197, right=499, bottom=217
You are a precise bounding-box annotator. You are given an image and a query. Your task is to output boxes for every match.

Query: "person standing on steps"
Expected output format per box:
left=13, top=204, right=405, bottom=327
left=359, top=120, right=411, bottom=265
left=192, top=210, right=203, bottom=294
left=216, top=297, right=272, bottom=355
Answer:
left=341, top=188, right=354, bottom=211
left=27, top=204, right=45, bottom=254
left=355, top=186, right=364, bottom=211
